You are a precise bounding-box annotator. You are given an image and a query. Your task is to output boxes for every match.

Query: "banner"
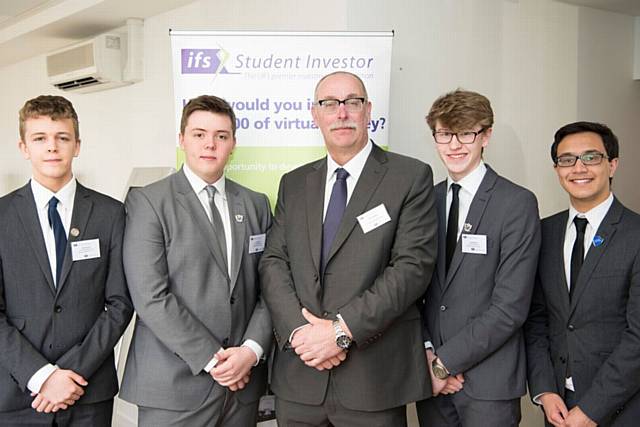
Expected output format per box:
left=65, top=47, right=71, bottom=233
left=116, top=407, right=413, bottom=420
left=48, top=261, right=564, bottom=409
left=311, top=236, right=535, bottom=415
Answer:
left=170, top=30, right=393, bottom=203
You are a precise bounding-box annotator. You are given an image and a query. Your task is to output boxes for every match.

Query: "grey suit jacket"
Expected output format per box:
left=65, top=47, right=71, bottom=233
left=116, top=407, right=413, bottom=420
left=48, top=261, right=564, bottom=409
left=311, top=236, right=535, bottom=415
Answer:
left=421, top=166, right=541, bottom=400
left=259, top=144, right=437, bottom=411
left=0, top=182, right=133, bottom=412
left=119, top=168, right=272, bottom=411
left=525, top=198, right=640, bottom=425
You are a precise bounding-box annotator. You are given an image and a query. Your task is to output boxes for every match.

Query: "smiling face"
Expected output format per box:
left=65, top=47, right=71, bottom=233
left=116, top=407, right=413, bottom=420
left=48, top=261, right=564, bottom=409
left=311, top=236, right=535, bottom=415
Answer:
left=554, top=131, right=618, bottom=212
left=311, top=72, right=371, bottom=164
left=179, top=110, right=236, bottom=184
left=19, top=116, right=80, bottom=192
left=434, top=120, right=491, bottom=181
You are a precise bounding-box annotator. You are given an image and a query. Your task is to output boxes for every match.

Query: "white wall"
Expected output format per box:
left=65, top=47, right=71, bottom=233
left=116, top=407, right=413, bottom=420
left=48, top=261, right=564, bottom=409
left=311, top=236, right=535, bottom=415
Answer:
left=2, top=0, right=639, bottom=425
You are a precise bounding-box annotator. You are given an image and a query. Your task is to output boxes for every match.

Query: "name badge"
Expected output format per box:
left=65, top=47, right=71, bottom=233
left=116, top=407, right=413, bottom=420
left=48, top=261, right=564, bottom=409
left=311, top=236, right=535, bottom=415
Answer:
left=71, top=238, right=101, bottom=261
left=357, top=204, right=391, bottom=234
left=461, top=234, right=487, bottom=255
left=249, top=233, right=266, bottom=254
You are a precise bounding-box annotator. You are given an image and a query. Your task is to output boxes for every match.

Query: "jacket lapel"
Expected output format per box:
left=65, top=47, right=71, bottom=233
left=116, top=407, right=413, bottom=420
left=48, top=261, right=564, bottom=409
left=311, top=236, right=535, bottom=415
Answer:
left=551, top=212, right=571, bottom=312
left=434, top=182, right=447, bottom=290
left=569, top=198, right=622, bottom=316
left=444, top=166, right=497, bottom=292
left=56, top=183, right=93, bottom=294
left=174, top=168, right=230, bottom=281
left=326, top=144, right=387, bottom=266
left=306, top=159, right=326, bottom=277
left=226, top=180, right=245, bottom=294
left=14, top=183, right=56, bottom=295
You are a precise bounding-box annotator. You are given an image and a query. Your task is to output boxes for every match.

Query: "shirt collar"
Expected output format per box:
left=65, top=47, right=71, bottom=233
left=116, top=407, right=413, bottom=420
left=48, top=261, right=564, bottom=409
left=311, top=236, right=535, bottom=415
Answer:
left=30, top=176, right=77, bottom=210
left=567, top=192, right=614, bottom=230
left=183, top=163, right=226, bottom=199
left=326, top=139, right=372, bottom=182
left=447, top=161, right=487, bottom=195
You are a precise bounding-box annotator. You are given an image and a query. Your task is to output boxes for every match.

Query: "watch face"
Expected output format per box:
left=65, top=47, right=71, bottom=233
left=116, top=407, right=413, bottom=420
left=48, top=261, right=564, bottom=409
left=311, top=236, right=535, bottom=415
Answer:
left=336, top=335, right=352, bottom=349
left=432, top=362, right=449, bottom=380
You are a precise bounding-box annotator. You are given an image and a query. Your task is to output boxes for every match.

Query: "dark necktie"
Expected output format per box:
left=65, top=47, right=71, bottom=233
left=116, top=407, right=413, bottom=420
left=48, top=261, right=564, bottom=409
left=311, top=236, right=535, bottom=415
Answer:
left=47, top=197, right=67, bottom=286
left=570, top=216, right=589, bottom=300
left=322, top=168, right=349, bottom=273
left=446, top=183, right=461, bottom=273
left=206, top=185, right=228, bottom=273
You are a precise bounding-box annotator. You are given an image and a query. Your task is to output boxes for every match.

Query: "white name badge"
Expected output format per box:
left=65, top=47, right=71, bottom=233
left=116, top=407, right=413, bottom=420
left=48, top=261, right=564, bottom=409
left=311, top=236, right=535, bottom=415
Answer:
left=461, top=234, right=487, bottom=255
left=249, top=233, right=266, bottom=254
left=357, top=204, right=391, bottom=234
left=71, top=238, right=101, bottom=261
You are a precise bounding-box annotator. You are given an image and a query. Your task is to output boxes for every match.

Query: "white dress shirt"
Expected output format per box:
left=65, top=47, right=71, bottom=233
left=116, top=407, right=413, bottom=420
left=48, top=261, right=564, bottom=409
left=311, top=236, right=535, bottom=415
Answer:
left=182, top=165, right=263, bottom=370
left=27, top=177, right=77, bottom=393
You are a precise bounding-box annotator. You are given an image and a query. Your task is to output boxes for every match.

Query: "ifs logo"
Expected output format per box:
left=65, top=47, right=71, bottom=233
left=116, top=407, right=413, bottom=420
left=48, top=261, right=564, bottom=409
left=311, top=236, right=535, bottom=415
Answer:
left=181, top=49, right=231, bottom=74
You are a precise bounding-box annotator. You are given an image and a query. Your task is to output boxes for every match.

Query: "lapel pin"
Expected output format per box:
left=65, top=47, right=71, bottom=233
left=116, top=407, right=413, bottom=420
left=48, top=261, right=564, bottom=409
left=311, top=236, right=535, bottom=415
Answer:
left=70, top=227, right=80, bottom=237
left=235, top=214, right=244, bottom=223
left=463, top=223, right=472, bottom=232
left=592, top=235, right=604, bottom=247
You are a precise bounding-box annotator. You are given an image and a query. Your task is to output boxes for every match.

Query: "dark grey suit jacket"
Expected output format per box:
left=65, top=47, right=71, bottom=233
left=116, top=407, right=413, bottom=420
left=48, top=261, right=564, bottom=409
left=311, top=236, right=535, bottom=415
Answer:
left=259, top=144, right=437, bottom=411
left=525, top=197, right=640, bottom=425
left=421, top=166, right=541, bottom=400
left=119, top=168, right=272, bottom=411
left=0, top=182, right=133, bottom=412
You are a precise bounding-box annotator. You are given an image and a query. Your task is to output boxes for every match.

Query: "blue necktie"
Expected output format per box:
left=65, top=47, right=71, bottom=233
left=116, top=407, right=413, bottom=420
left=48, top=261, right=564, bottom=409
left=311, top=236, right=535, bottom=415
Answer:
left=321, top=168, right=349, bottom=273
left=48, top=197, right=67, bottom=286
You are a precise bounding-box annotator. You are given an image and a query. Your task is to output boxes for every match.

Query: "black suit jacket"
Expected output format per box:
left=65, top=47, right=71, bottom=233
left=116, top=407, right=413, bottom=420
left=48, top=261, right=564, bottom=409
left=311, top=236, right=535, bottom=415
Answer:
left=525, top=197, right=640, bottom=425
left=0, top=182, right=133, bottom=412
left=260, top=144, right=437, bottom=411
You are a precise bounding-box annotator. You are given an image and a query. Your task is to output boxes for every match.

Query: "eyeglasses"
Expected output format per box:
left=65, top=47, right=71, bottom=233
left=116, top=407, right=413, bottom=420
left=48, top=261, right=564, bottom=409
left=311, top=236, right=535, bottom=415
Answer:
left=555, top=151, right=608, bottom=167
left=316, top=97, right=366, bottom=113
left=432, top=129, right=486, bottom=144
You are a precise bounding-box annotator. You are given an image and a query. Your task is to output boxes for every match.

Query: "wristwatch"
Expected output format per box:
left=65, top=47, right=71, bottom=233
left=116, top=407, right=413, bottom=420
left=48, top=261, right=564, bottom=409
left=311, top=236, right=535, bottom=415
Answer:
left=333, top=320, right=352, bottom=350
left=431, top=357, right=450, bottom=380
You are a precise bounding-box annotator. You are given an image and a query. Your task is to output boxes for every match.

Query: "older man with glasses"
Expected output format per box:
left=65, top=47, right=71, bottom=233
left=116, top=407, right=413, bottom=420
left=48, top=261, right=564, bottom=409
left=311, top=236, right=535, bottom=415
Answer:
left=416, top=89, right=541, bottom=427
left=525, top=121, right=640, bottom=427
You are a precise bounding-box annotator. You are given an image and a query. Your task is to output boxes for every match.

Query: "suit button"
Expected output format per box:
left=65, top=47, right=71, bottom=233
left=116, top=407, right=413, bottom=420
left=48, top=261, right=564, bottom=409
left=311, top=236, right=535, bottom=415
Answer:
left=54, top=305, right=62, bottom=313
left=222, top=338, right=229, bottom=346
left=322, top=311, right=329, bottom=318
left=230, top=297, right=235, bottom=304
left=560, top=357, right=566, bottom=364
left=440, top=305, right=446, bottom=311
left=313, top=273, right=319, bottom=282
left=567, top=324, right=575, bottom=331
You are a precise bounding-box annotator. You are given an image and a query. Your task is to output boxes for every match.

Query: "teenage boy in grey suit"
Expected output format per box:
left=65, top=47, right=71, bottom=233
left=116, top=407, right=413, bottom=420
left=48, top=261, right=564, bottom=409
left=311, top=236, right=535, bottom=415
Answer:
left=416, top=89, right=541, bottom=427
left=120, top=95, right=272, bottom=426
left=525, top=122, right=640, bottom=427
left=260, top=71, right=437, bottom=426
left=0, top=95, right=133, bottom=426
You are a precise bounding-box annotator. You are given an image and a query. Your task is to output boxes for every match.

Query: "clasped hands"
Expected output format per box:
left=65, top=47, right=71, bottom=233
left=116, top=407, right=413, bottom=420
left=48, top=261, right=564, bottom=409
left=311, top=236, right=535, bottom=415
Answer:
left=290, top=308, right=348, bottom=371
left=210, top=346, right=257, bottom=391
left=31, top=369, right=87, bottom=414
left=539, top=393, right=596, bottom=427
left=426, top=349, right=465, bottom=397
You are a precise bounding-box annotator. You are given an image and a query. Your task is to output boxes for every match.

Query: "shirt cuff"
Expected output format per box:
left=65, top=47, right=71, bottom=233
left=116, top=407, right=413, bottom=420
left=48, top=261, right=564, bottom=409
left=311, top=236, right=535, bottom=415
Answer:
left=424, top=341, right=434, bottom=351
left=242, top=339, right=264, bottom=366
left=203, top=348, right=223, bottom=373
left=27, top=364, right=57, bottom=393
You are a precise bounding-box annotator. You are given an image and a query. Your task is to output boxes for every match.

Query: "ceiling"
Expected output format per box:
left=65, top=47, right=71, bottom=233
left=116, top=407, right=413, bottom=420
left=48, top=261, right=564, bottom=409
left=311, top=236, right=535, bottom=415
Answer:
left=555, top=0, right=640, bottom=16
left=0, top=0, right=196, bottom=67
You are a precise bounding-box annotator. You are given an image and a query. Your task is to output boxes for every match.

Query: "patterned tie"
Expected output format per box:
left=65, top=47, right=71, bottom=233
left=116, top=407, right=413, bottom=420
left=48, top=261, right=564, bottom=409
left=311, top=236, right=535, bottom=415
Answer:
left=205, top=185, right=228, bottom=273
left=570, top=216, right=589, bottom=300
left=321, top=168, right=349, bottom=273
left=48, top=197, right=67, bottom=286
left=446, top=183, right=461, bottom=273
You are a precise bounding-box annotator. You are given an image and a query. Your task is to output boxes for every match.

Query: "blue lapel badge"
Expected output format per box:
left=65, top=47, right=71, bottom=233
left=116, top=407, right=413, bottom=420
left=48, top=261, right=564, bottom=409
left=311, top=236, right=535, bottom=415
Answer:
left=235, top=214, right=244, bottom=223
left=592, top=235, right=604, bottom=247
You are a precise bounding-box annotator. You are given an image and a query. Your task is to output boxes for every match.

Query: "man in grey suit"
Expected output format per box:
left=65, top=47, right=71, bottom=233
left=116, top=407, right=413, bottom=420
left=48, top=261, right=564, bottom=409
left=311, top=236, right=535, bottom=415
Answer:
left=416, top=89, right=541, bottom=426
left=259, top=71, right=437, bottom=426
left=120, top=95, right=272, bottom=426
left=0, top=95, right=133, bottom=426
left=525, top=121, right=640, bottom=427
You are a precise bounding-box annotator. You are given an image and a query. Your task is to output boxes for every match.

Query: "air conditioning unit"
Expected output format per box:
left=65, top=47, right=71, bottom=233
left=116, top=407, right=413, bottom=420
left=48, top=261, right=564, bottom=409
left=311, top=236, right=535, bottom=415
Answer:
left=46, top=34, right=130, bottom=93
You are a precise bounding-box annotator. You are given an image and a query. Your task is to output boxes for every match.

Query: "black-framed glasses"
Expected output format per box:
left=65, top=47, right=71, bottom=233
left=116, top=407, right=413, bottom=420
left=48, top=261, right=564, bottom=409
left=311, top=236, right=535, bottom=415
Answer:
left=555, top=151, right=608, bottom=167
left=432, top=129, right=486, bottom=144
left=316, top=97, right=366, bottom=113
